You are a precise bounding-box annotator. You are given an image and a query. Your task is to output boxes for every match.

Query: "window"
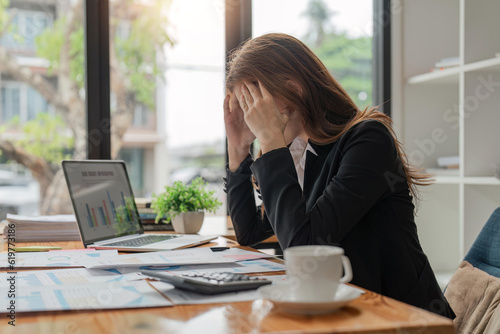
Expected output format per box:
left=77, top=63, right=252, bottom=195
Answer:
left=0, top=0, right=84, bottom=216
left=1, top=84, right=20, bottom=122
left=0, top=8, right=53, bottom=52
left=112, top=0, right=227, bottom=215
left=1, top=81, right=51, bottom=123
left=0, top=0, right=383, bottom=219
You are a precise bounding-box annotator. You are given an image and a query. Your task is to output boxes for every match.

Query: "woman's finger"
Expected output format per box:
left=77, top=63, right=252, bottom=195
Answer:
left=240, top=84, right=254, bottom=106
left=244, top=81, right=262, bottom=100
left=229, top=93, right=242, bottom=112
left=237, top=93, right=248, bottom=112
left=258, top=80, right=273, bottom=100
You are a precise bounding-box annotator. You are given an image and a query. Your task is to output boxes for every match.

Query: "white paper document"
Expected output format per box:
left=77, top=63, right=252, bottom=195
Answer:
left=1, top=280, right=172, bottom=312
left=150, top=275, right=287, bottom=305
left=0, top=268, right=142, bottom=288
left=141, top=259, right=285, bottom=275
left=215, top=248, right=277, bottom=261
left=81, top=248, right=275, bottom=269
left=0, top=250, right=119, bottom=268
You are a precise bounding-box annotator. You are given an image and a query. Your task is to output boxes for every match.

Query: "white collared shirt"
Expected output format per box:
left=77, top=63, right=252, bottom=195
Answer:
left=289, top=137, right=317, bottom=190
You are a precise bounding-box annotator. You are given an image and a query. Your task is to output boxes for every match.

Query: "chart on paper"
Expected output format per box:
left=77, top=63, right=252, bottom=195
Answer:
left=0, top=281, right=172, bottom=312
left=81, top=248, right=241, bottom=269
left=0, top=268, right=142, bottom=287
left=0, top=250, right=118, bottom=268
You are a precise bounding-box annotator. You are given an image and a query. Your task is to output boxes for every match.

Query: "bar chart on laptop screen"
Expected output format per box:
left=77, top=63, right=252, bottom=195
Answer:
left=83, top=190, right=137, bottom=228
left=69, top=163, right=140, bottom=241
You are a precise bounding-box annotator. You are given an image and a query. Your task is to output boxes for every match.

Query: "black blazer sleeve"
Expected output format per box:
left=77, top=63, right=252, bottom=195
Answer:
left=250, top=120, right=400, bottom=249
left=225, top=154, right=275, bottom=246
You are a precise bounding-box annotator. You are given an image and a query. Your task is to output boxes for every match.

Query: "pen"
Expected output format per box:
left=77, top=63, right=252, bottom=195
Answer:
left=12, top=246, right=62, bottom=252
left=210, top=247, right=230, bottom=252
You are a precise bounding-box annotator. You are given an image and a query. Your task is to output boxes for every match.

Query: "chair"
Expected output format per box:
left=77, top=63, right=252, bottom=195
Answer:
left=444, top=207, right=500, bottom=334
left=464, top=207, right=500, bottom=278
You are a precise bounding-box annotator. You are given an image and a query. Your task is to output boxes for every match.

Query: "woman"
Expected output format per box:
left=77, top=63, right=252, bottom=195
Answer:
left=223, top=33, right=454, bottom=318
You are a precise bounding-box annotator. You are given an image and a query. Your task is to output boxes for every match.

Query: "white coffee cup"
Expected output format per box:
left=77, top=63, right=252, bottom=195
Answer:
left=284, top=245, right=352, bottom=302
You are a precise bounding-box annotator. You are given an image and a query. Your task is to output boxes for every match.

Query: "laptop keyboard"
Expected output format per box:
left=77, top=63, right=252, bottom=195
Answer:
left=102, top=234, right=181, bottom=247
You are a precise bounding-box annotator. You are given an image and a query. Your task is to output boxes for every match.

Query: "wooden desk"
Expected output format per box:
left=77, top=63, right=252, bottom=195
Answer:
left=0, top=239, right=455, bottom=334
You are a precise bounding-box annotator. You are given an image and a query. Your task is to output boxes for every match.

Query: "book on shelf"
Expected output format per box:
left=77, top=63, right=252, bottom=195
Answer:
left=135, top=197, right=152, bottom=209
left=136, top=204, right=173, bottom=231
left=141, top=221, right=174, bottom=231
left=3, top=214, right=81, bottom=242
left=437, top=155, right=460, bottom=168
left=433, top=56, right=460, bottom=71
left=426, top=168, right=460, bottom=177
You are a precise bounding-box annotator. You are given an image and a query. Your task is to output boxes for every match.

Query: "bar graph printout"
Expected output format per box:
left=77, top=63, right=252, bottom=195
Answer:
left=0, top=250, right=118, bottom=268
left=81, top=248, right=240, bottom=269
left=0, top=281, right=172, bottom=312
left=0, top=268, right=142, bottom=288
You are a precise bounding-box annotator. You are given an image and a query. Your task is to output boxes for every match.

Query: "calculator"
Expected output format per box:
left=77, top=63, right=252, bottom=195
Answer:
left=141, top=270, right=272, bottom=295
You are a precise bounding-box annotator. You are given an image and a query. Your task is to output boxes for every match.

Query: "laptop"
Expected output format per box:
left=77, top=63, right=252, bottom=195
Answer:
left=62, top=160, right=217, bottom=252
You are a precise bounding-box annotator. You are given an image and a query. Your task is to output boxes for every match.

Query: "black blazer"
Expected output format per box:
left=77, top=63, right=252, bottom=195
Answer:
left=226, top=120, right=455, bottom=319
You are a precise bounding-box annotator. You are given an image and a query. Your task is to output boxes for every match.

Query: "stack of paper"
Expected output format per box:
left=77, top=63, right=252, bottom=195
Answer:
left=3, top=214, right=80, bottom=241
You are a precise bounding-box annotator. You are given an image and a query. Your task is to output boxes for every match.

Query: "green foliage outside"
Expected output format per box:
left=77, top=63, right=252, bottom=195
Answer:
left=0, top=113, right=73, bottom=165
left=35, top=0, right=173, bottom=109
left=0, top=0, right=10, bottom=29
left=113, top=1, right=174, bottom=109
left=311, top=32, right=372, bottom=108
left=0, top=0, right=174, bottom=175
left=302, top=0, right=373, bottom=109
left=151, top=177, right=222, bottom=222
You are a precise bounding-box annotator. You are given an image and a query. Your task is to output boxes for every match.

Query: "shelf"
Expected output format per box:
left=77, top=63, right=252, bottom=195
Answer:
left=407, top=67, right=460, bottom=85
left=463, top=177, right=500, bottom=185
left=430, top=176, right=500, bottom=185
left=433, top=176, right=461, bottom=184
left=399, top=0, right=500, bottom=274
left=407, top=57, right=500, bottom=86
left=463, top=56, right=500, bottom=73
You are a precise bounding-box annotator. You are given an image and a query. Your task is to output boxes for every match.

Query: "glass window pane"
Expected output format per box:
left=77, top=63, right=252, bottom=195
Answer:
left=27, top=86, right=49, bottom=121
left=0, top=1, right=84, bottom=217
left=252, top=0, right=373, bottom=109
left=112, top=0, right=226, bottom=216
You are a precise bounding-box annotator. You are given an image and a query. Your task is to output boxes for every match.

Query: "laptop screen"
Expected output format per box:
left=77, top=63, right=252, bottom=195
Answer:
left=62, top=160, right=144, bottom=245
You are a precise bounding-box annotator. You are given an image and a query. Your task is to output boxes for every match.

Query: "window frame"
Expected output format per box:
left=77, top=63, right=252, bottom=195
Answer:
left=372, top=0, right=392, bottom=116
left=84, top=0, right=111, bottom=159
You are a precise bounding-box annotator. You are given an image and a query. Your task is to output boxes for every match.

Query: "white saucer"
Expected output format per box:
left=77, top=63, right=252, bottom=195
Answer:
left=257, top=283, right=364, bottom=315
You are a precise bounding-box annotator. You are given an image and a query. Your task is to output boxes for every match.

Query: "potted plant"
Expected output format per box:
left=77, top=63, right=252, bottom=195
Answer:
left=151, top=177, right=222, bottom=234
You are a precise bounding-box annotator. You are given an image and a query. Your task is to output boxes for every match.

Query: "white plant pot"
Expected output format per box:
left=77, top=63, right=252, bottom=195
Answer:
left=171, top=211, right=205, bottom=234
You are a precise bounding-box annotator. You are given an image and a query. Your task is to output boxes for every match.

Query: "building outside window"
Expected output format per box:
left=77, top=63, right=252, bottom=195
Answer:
left=0, top=8, right=52, bottom=51
left=0, top=0, right=82, bottom=217
left=1, top=81, right=51, bottom=123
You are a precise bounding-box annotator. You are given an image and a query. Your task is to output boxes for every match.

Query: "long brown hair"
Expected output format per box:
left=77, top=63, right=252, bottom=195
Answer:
left=226, top=33, right=431, bottom=202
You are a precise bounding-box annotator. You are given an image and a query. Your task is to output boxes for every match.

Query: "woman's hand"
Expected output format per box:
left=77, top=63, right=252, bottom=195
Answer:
left=224, top=93, right=256, bottom=171
left=237, top=81, right=288, bottom=154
